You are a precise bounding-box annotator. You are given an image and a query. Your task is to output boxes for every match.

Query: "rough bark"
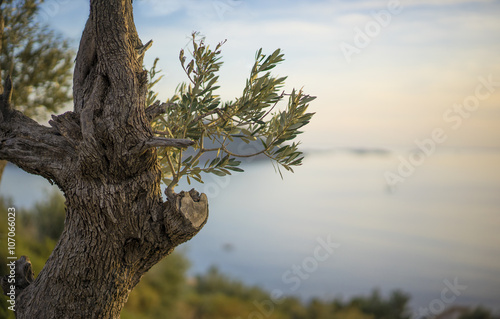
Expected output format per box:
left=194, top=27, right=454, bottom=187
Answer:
left=0, top=0, right=6, bottom=185
left=0, top=1, right=208, bottom=318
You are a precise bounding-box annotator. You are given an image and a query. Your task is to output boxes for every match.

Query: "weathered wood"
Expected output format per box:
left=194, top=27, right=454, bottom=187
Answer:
left=0, top=0, right=208, bottom=317
left=145, top=101, right=174, bottom=121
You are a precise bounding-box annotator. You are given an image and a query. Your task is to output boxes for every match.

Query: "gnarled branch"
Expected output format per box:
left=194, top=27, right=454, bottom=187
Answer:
left=0, top=104, right=75, bottom=186
left=130, top=137, right=194, bottom=156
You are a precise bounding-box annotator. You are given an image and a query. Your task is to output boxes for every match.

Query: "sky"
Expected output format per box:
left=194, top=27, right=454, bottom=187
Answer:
left=7, top=1, right=500, bottom=311
left=39, top=0, right=500, bottom=150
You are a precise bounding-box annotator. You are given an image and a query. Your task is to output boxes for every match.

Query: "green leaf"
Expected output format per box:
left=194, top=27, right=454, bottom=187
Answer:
left=212, top=170, right=227, bottom=177
left=191, top=173, right=204, bottom=184
left=151, top=37, right=314, bottom=189
left=183, top=156, right=193, bottom=164
left=209, top=157, right=219, bottom=168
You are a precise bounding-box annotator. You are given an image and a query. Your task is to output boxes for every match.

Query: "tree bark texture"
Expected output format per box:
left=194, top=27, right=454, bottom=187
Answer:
left=0, top=1, right=208, bottom=318
left=0, top=1, right=7, bottom=185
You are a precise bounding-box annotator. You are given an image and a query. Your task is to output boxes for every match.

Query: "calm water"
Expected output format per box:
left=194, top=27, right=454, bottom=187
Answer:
left=2, top=149, right=500, bottom=313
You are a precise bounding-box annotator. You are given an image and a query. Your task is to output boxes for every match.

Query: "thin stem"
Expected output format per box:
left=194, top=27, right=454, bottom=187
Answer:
left=180, top=148, right=204, bottom=177
left=191, top=109, right=220, bottom=125
left=177, top=149, right=183, bottom=179
left=176, top=132, right=205, bottom=179
left=154, top=129, right=174, bottom=138
left=258, top=91, right=285, bottom=122
left=221, top=145, right=269, bottom=158
left=210, top=134, right=273, bottom=158
left=181, top=60, right=196, bottom=85
left=166, top=153, right=177, bottom=182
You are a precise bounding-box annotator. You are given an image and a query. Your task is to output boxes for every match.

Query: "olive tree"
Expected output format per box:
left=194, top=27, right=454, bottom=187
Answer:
left=0, top=1, right=314, bottom=318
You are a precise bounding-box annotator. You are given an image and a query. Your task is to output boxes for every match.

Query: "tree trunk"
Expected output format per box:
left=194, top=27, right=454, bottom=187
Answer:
left=0, top=1, right=6, bottom=186
left=0, top=1, right=208, bottom=318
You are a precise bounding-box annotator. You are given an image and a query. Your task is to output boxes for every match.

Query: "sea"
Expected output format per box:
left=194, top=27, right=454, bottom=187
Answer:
left=2, top=148, right=499, bottom=315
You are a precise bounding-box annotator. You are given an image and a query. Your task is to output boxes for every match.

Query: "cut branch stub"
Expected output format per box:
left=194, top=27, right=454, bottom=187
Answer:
left=48, top=112, right=82, bottom=147
left=164, top=189, right=209, bottom=246
left=136, top=39, right=153, bottom=59
left=177, top=189, right=208, bottom=229
left=130, top=137, right=195, bottom=156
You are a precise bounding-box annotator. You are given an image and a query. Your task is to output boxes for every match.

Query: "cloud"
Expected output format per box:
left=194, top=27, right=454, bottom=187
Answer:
left=139, top=0, right=186, bottom=16
left=138, top=0, right=248, bottom=21
left=334, top=0, right=494, bottom=11
left=109, top=0, right=500, bottom=149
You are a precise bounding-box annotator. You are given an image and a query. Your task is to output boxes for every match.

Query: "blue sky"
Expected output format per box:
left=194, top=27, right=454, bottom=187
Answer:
left=40, top=0, right=500, bottom=150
